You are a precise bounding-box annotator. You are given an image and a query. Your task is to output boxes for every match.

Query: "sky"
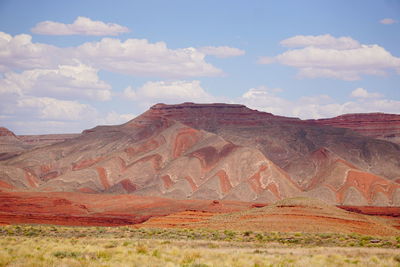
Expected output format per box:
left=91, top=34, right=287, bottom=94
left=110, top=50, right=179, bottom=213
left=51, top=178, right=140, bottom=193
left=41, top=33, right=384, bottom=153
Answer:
left=0, top=0, right=399, bottom=134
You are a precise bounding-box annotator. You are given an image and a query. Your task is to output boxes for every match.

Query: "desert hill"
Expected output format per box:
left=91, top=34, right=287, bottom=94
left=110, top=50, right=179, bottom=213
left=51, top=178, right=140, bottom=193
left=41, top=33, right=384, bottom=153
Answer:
left=0, top=103, right=400, bottom=206
left=137, top=197, right=399, bottom=236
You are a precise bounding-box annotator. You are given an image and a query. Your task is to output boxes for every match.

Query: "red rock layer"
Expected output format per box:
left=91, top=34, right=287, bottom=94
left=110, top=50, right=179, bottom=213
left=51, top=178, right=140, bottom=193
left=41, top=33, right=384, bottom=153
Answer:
left=17, top=133, right=80, bottom=146
left=0, top=127, right=17, bottom=137
left=0, top=191, right=260, bottom=226
left=136, top=198, right=399, bottom=236
left=308, top=113, right=400, bottom=144
left=146, top=102, right=300, bottom=129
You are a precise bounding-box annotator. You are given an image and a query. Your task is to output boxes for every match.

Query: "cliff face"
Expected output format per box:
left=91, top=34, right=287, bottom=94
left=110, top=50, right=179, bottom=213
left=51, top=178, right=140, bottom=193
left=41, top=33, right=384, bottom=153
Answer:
left=0, top=127, right=17, bottom=137
left=308, top=113, right=400, bottom=145
left=146, top=103, right=300, bottom=130
left=1, top=103, right=400, bottom=206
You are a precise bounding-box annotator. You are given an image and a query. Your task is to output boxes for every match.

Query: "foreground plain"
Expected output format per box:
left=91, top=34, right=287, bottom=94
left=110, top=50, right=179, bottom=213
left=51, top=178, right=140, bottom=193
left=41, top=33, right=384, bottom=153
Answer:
left=1, top=225, right=400, bottom=267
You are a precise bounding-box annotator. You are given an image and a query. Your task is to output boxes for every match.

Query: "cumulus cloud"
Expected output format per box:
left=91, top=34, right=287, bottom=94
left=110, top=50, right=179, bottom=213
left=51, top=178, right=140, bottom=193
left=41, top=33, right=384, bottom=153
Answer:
left=0, top=32, right=222, bottom=78
left=0, top=63, right=112, bottom=101
left=280, top=34, right=361, bottom=50
left=123, top=80, right=214, bottom=105
left=0, top=32, right=65, bottom=71
left=198, top=46, right=245, bottom=58
left=99, top=111, right=136, bottom=125
left=31, top=16, right=130, bottom=36
left=75, top=38, right=222, bottom=77
left=240, top=86, right=289, bottom=115
left=0, top=94, right=136, bottom=134
left=259, top=34, right=400, bottom=80
left=237, top=86, right=400, bottom=119
left=350, top=88, right=383, bottom=99
left=380, top=18, right=398, bottom=25
left=16, top=96, right=98, bottom=121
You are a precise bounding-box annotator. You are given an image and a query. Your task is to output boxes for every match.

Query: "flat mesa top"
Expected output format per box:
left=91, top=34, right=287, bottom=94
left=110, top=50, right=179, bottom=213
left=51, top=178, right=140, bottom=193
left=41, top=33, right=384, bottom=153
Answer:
left=150, top=103, right=247, bottom=110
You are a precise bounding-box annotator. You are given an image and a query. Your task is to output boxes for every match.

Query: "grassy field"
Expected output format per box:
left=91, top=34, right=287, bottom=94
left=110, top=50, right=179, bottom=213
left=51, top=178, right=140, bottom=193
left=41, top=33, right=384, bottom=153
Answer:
left=1, top=225, right=400, bottom=266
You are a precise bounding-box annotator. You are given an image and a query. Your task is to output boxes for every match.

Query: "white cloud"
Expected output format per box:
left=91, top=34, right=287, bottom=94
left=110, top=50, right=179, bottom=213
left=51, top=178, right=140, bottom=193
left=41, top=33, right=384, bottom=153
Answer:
left=257, top=57, right=275, bottom=64
left=280, top=34, right=361, bottom=50
left=237, top=86, right=400, bottom=119
left=6, top=120, right=86, bottom=135
left=239, top=86, right=290, bottom=115
left=123, top=86, right=136, bottom=100
left=99, top=111, right=136, bottom=125
left=380, top=18, right=398, bottom=25
left=16, top=96, right=98, bottom=121
left=0, top=63, right=112, bottom=101
left=31, top=16, right=130, bottom=36
left=76, top=38, right=222, bottom=77
left=123, top=80, right=215, bottom=105
left=198, top=46, right=245, bottom=58
left=0, top=32, right=65, bottom=71
left=259, top=35, right=400, bottom=80
left=350, top=88, right=383, bottom=99
left=0, top=95, right=136, bottom=134
left=0, top=32, right=223, bottom=78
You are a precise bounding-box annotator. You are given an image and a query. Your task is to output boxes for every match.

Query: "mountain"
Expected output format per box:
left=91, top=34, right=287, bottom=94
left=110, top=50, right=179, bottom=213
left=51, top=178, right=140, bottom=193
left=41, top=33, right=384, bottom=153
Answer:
left=308, top=113, right=400, bottom=145
left=0, top=127, right=79, bottom=161
left=1, top=103, right=400, bottom=206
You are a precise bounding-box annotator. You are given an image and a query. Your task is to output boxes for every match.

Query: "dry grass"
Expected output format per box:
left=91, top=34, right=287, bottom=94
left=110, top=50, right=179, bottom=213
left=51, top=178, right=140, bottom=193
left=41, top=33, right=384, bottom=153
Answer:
left=1, top=225, right=400, bottom=266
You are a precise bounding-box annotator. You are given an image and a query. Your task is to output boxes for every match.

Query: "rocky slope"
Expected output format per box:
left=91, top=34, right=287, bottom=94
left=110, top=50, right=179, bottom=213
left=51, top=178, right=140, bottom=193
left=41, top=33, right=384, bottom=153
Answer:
left=308, top=113, right=400, bottom=145
left=1, top=103, right=400, bottom=206
left=0, top=111, right=300, bottom=202
left=147, top=103, right=400, bottom=204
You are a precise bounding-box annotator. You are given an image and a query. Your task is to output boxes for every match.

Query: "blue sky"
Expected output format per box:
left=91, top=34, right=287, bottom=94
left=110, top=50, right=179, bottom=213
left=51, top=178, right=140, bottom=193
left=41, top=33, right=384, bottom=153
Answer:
left=0, top=0, right=399, bottom=134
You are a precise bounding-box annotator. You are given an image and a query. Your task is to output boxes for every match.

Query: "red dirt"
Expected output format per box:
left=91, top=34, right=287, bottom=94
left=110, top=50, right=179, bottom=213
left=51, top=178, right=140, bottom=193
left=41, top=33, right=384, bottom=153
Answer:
left=0, top=191, right=257, bottom=226
left=24, top=170, right=39, bottom=188
left=125, top=138, right=160, bottom=158
left=215, top=170, right=232, bottom=194
left=72, top=157, right=104, bottom=171
left=96, top=167, right=110, bottom=190
left=136, top=202, right=400, bottom=236
left=127, top=154, right=163, bottom=171
left=173, top=128, right=201, bottom=158
left=133, top=210, right=215, bottom=229
left=0, top=191, right=399, bottom=235
left=248, top=164, right=269, bottom=194
left=161, top=175, right=174, bottom=189
left=335, top=170, right=400, bottom=204
left=119, top=179, right=137, bottom=193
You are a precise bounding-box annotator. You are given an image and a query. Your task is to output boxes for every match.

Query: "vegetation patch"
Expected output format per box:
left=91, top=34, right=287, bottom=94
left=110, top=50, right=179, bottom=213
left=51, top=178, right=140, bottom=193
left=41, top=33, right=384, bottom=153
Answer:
left=0, top=224, right=400, bottom=266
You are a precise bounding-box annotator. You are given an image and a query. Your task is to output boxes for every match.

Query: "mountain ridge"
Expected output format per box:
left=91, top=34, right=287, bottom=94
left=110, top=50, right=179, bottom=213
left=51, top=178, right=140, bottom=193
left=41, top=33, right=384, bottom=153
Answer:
left=1, top=103, right=399, bottom=206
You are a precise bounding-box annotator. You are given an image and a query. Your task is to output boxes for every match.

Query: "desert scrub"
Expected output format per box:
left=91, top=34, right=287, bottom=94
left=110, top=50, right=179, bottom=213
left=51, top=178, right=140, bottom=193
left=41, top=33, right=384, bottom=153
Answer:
left=0, top=234, right=400, bottom=266
left=0, top=225, right=399, bottom=248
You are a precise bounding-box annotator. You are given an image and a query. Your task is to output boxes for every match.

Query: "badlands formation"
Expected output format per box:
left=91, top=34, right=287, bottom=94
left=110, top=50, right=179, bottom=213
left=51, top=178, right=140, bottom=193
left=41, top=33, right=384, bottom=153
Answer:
left=0, top=103, right=400, bottom=231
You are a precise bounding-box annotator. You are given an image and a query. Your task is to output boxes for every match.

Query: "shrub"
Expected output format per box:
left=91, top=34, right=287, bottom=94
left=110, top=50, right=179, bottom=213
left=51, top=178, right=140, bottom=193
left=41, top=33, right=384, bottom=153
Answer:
left=394, top=255, right=400, bottom=263
left=244, top=231, right=253, bottom=237
left=152, top=249, right=161, bottom=258
left=52, top=251, right=80, bottom=259
left=136, top=244, right=148, bottom=254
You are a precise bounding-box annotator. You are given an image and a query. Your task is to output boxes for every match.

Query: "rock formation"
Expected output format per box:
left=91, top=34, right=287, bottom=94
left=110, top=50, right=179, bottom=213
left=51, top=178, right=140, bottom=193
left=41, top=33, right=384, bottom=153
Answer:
left=308, top=113, right=400, bottom=145
left=1, top=103, right=400, bottom=206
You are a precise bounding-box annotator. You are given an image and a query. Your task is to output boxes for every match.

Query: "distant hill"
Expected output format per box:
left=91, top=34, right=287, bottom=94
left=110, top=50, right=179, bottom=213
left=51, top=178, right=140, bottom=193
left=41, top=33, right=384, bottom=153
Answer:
left=1, top=103, right=399, bottom=206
